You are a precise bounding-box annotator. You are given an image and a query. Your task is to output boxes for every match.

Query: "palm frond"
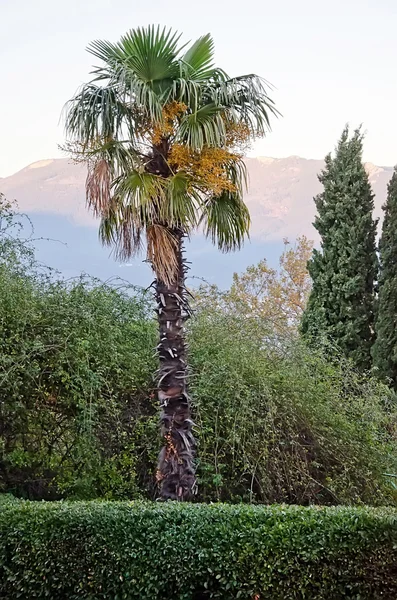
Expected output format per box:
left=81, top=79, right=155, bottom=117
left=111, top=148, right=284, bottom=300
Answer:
left=87, top=39, right=125, bottom=74
left=182, top=34, right=217, bottom=80
left=165, top=171, right=200, bottom=228
left=124, top=76, right=164, bottom=121
left=64, top=83, right=130, bottom=145
left=204, top=74, right=280, bottom=137
left=115, top=170, right=200, bottom=232
left=82, top=141, right=146, bottom=217
left=89, top=25, right=181, bottom=83
left=114, top=170, right=165, bottom=226
left=99, top=200, right=143, bottom=260
left=168, top=78, right=202, bottom=110
left=201, top=190, right=251, bottom=251
left=91, top=139, right=144, bottom=173
left=86, top=26, right=185, bottom=121
left=99, top=183, right=186, bottom=283
left=86, top=158, right=112, bottom=217
left=177, top=103, right=226, bottom=149
left=224, top=157, right=248, bottom=196
left=98, top=204, right=119, bottom=247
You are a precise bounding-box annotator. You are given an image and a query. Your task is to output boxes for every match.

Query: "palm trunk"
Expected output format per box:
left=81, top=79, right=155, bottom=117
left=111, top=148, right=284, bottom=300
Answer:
left=155, top=231, right=196, bottom=500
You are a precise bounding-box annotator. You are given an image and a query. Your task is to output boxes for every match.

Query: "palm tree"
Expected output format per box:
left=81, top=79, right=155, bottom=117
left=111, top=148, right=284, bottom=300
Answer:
left=64, top=25, right=278, bottom=500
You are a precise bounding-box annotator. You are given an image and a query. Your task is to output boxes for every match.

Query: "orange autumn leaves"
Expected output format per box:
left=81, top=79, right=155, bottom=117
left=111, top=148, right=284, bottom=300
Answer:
left=195, top=236, right=313, bottom=337
left=228, top=236, right=313, bottom=333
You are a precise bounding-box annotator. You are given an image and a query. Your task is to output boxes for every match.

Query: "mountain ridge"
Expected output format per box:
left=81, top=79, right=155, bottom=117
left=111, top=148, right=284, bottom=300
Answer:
left=0, top=156, right=392, bottom=286
left=1, top=156, right=392, bottom=241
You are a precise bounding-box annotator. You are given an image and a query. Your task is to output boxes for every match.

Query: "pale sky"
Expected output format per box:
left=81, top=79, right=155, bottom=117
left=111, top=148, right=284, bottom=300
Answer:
left=1, top=0, right=396, bottom=177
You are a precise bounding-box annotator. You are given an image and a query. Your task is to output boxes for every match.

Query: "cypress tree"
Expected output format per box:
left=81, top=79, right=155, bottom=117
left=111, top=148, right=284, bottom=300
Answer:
left=372, top=167, right=397, bottom=387
left=301, top=126, right=378, bottom=370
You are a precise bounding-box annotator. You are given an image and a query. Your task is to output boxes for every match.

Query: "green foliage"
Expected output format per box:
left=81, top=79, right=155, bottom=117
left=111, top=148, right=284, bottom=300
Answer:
left=373, top=167, right=397, bottom=388
left=0, top=193, right=36, bottom=270
left=0, top=197, right=396, bottom=505
left=0, top=275, right=157, bottom=499
left=190, top=302, right=397, bottom=505
left=0, top=230, right=157, bottom=498
left=1, top=501, right=397, bottom=599
left=301, top=127, right=378, bottom=370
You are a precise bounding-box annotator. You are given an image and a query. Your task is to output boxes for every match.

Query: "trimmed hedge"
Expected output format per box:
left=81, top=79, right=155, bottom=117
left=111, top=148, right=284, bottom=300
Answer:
left=0, top=502, right=397, bottom=599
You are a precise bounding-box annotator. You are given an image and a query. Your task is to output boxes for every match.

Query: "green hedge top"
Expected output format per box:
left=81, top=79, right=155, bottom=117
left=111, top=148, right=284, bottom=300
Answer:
left=1, top=501, right=396, bottom=599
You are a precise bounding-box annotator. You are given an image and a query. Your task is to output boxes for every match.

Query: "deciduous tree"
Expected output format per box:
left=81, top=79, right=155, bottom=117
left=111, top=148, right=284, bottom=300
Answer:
left=226, top=236, right=313, bottom=335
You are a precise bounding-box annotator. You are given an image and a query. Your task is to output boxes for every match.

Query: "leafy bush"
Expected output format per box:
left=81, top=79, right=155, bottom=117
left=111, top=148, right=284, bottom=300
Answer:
left=0, top=264, right=157, bottom=499
left=0, top=501, right=397, bottom=599
left=0, top=197, right=396, bottom=504
left=190, top=304, right=397, bottom=505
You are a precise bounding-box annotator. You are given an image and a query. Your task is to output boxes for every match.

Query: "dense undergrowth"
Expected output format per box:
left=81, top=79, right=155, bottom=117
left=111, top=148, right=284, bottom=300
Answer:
left=0, top=197, right=396, bottom=505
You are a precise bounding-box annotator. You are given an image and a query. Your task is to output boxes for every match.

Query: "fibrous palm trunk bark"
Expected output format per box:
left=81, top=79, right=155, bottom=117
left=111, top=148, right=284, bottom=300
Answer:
left=155, top=231, right=196, bottom=500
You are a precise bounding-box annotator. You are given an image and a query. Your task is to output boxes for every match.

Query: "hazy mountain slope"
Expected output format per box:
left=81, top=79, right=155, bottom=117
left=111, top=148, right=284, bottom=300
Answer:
left=1, top=157, right=392, bottom=286
left=2, top=156, right=391, bottom=239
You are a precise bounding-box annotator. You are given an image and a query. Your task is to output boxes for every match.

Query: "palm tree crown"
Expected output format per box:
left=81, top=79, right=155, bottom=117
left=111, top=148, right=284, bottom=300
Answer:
left=65, top=25, right=278, bottom=282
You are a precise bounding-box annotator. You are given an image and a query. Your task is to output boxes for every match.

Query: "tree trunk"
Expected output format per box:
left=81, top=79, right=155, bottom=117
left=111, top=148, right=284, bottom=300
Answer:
left=155, top=231, right=196, bottom=500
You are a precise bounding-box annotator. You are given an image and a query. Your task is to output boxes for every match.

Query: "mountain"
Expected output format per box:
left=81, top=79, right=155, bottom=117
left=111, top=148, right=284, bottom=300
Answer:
left=244, top=157, right=391, bottom=240
left=0, top=157, right=392, bottom=287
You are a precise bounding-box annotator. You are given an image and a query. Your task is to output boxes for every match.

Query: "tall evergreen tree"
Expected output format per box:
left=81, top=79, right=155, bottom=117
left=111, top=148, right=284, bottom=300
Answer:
left=301, top=127, right=378, bottom=370
left=372, top=167, right=397, bottom=387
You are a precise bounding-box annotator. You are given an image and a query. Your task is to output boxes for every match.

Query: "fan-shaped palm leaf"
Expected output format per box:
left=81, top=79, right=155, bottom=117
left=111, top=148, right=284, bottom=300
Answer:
left=89, top=26, right=182, bottom=83
left=177, top=103, right=226, bottom=149
left=182, top=33, right=220, bottom=81
left=201, top=190, right=251, bottom=251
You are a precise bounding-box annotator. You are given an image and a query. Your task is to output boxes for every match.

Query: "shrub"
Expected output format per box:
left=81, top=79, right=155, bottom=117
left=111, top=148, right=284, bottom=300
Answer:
left=1, top=265, right=396, bottom=504
left=0, top=501, right=397, bottom=599
left=190, top=307, right=397, bottom=505
left=0, top=266, right=157, bottom=500
left=0, top=198, right=396, bottom=505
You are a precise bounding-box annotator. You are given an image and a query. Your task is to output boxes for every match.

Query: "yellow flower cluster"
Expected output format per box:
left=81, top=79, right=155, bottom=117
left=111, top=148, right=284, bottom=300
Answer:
left=224, top=120, right=251, bottom=149
left=169, top=144, right=240, bottom=196
left=152, top=101, right=187, bottom=145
